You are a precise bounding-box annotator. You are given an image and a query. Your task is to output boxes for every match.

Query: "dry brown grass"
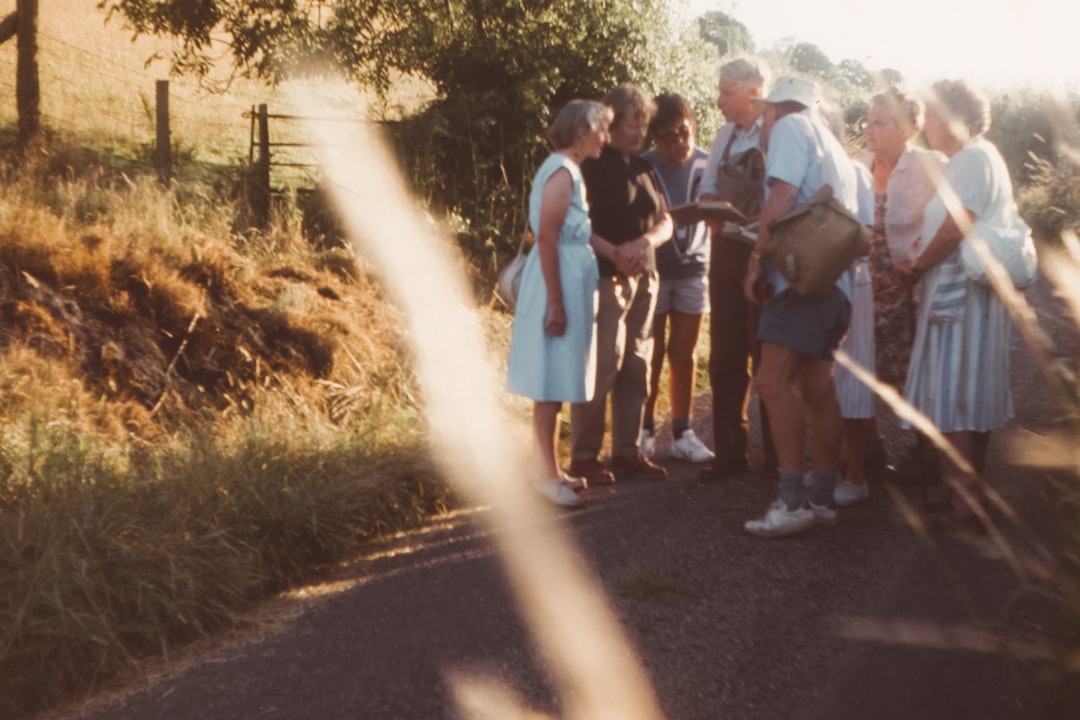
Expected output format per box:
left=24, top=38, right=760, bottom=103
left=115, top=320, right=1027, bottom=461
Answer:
left=0, top=141, right=456, bottom=718
left=0, top=7, right=461, bottom=713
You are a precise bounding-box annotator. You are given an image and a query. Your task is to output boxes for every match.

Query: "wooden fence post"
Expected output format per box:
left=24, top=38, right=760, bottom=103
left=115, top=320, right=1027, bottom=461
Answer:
left=155, top=80, right=171, bottom=187
left=16, top=0, right=40, bottom=144
left=252, top=103, right=271, bottom=226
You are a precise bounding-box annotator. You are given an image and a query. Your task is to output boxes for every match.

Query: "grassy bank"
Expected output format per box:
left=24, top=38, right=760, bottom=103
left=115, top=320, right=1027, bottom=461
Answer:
left=0, top=143, right=462, bottom=718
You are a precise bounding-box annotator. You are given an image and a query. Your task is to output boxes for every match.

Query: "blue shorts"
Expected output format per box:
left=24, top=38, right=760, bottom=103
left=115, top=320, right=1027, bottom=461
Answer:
left=757, top=287, right=851, bottom=360
left=654, top=274, right=709, bottom=316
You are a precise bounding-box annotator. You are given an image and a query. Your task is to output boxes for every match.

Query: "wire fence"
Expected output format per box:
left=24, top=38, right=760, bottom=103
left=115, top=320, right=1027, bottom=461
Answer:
left=0, top=29, right=284, bottom=178
left=0, top=14, right=399, bottom=225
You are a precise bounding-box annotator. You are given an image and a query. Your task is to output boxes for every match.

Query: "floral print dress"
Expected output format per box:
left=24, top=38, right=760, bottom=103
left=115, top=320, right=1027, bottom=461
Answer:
left=869, top=193, right=917, bottom=388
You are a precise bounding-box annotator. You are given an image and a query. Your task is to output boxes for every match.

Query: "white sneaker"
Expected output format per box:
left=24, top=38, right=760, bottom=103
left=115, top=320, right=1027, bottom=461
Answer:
left=834, top=480, right=869, bottom=507
left=809, top=502, right=838, bottom=526
left=745, top=499, right=814, bottom=538
left=670, top=429, right=716, bottom=463
left=533, top=479, right=583, bottom=508
left=640, top=429, right=656, bottom=458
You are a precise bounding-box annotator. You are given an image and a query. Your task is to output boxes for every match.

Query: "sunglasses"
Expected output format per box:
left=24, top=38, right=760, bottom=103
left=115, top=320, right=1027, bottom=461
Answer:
left=657, top=124, right=692, bottom=144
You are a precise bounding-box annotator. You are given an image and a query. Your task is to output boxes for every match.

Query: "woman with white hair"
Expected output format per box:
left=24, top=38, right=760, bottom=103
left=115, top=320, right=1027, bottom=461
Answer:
left=507, top=99, right=613, bottom=507
left=567, top=85, right=673, bottom=487
left=899, top=79, right=1026, bottom=531
left=836, top=86, right=948, bottom=505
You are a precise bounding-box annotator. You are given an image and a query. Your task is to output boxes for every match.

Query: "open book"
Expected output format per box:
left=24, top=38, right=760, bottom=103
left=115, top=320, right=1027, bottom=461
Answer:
left=669, top=200, right=748, bottom=227
left=717, top=221, right=758, bottom=247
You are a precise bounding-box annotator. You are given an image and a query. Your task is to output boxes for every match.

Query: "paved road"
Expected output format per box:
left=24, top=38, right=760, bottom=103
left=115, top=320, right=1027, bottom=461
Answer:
left=51, top=278, right=1074, bottom=720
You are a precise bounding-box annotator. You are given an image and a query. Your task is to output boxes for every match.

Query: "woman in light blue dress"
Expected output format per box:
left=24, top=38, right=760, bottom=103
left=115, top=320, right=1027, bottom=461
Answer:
left=507, top=100, right=613, bottom=507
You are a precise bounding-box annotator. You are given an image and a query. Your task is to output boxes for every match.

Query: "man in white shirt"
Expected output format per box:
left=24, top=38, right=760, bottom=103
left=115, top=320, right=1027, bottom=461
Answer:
left=740, top=76, right=860, bottom=538
left=697, top=57, right=776, bottom=483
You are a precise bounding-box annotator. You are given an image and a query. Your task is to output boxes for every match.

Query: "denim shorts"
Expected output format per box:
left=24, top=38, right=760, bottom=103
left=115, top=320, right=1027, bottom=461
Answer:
left=654, top=274, right=709, bottom=316
left=757, top=287, right=851, bottom=360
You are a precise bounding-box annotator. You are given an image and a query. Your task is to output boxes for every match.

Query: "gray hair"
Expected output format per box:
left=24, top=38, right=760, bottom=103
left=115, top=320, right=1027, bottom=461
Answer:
left=719, top=56, right=770, bottom=92
left=871, top=85, right=925, bottom=134
left=547, top=100, right=613, bottom=149
left=604, top=85, right=654, bottom=130
left=927, top=79, right=991, bottom=137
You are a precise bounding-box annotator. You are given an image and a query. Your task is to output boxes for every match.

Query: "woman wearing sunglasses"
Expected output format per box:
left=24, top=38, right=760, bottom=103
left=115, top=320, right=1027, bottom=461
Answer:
left=639, top=93, right=715, bottom=464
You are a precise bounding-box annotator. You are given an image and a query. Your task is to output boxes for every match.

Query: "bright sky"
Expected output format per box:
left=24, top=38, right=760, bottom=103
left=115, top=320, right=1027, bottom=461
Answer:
left=679, top=0, right=1080, bottom=91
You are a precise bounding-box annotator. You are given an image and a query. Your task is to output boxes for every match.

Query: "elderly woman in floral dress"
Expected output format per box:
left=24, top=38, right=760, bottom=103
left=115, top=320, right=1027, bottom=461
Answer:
left=838, top=86, right=947, bottom=505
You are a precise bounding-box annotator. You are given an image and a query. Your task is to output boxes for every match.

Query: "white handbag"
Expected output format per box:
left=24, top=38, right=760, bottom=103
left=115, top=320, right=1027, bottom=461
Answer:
left=494, top=231, right=531, bottom=310
left=960, top=217, right=1038, bottom=290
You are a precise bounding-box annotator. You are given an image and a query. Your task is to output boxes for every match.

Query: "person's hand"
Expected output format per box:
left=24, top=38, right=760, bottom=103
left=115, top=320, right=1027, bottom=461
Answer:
left=894, top=259, right=923, bottom=290
left=544, top=299, right=567, bottom=336
left=743, top=252, right=763, bottom=304
left=614, top=240, right=647, bottom=277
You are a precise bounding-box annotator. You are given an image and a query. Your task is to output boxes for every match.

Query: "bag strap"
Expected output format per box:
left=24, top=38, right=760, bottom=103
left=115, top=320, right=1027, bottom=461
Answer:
left=515, top=229, right=531, bottom=256
left=767, top=184, right=834, bottom=230
left=720, top=125, right=739, bottom=163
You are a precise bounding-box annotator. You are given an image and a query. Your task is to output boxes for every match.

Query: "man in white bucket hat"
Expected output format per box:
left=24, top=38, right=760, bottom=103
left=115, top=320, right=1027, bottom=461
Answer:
left=740, top=75, right=862, bottom=538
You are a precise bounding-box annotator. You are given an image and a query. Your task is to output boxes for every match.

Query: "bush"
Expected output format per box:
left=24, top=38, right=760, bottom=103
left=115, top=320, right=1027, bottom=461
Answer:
left=374, top=1, right=715, bottom=289
left=1019, top=153, right=1080, bottom=242
left=988, top=91, right=1057, bottom=186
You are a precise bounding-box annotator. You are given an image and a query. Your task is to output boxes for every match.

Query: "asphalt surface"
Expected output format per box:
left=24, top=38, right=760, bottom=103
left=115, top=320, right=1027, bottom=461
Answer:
left=49, top=276, right=1076, bottom=720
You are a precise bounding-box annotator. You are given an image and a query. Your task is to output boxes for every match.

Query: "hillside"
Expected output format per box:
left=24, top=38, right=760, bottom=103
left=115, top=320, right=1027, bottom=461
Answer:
left=0, top=133, right=465, bottom=720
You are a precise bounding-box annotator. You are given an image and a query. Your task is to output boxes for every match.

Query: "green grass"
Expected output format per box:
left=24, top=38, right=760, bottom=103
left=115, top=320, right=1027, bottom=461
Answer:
left=0, top=126, right=460, bottom=717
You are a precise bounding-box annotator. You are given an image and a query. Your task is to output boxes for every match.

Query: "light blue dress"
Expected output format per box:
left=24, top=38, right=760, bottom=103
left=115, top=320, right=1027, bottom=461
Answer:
left=506, top=154, right=599, bottom=402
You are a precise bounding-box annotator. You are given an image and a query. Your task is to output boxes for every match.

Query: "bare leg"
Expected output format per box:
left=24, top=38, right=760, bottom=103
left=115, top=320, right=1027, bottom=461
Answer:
left=754, top=342, right=806, bottom=473
left=666, top=311, right=704, bottom=427
left=944, top=430, right=981, bottom=517
left=797, top=356, right=842, bottom=474
left=533, top=401, right=562, bottom=481
left=842, top=419, right=867, bottom=485
left=862, top=416, right=889, bottom=471
left=644, top=312, right=668, bottom=431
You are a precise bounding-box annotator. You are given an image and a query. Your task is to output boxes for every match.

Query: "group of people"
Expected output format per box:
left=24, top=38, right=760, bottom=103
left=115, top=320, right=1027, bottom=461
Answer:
left=506, top=57, right=1025, bottom=538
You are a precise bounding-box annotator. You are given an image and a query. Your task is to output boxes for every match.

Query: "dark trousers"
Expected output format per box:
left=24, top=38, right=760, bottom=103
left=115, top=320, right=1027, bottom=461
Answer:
left=708, top=238, right=775, bottom=472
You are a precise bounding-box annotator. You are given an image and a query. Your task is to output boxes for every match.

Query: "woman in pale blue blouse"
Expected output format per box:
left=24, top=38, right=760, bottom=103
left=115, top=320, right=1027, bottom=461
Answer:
left=899, top=79, right=1022, bottom=532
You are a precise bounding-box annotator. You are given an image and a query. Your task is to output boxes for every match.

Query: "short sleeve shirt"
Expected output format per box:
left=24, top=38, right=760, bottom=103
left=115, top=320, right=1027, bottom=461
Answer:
left=642, top=147, right=709, bottom=278
left=582, top=145, right=666, bottom=277
left=697, top=117, right=764, bottom=199
left=764, top=109, right=861, bottom=298
left=860, top=146, right=947, bottom=265
left=918, top=136, right=1021, bottom=257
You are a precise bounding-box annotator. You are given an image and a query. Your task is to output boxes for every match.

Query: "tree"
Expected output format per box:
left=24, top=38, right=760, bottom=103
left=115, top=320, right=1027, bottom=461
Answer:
left=788, top=42, right=833, bottom=79
left=879, top=68, right=905, bottom=86
left=1, top=0, right=41, bottom=145
left=696, top=10, right=753, bottom=58
left=836, top=59, right=873, bottom=91
left=101, top=0, right=693, bottom=267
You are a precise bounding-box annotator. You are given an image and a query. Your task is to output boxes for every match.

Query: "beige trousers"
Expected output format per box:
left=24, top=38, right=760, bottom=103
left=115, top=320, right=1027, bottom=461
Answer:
left=571, top=272, right=658, bottom=461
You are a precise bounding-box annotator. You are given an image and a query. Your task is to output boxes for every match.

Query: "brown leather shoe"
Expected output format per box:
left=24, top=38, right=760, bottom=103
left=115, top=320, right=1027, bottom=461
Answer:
left=611, top=451, right=668, bottom=480
left=568, top=458, right=615, bottom=486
